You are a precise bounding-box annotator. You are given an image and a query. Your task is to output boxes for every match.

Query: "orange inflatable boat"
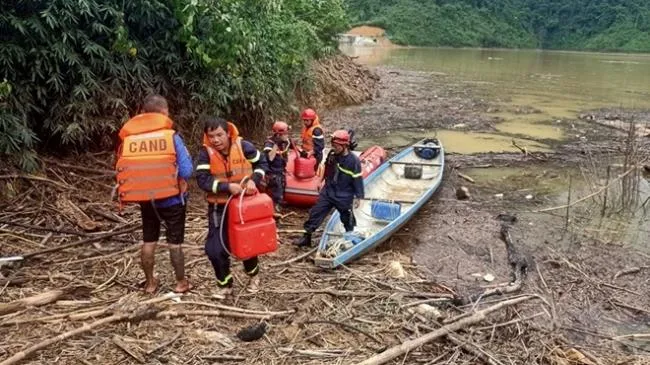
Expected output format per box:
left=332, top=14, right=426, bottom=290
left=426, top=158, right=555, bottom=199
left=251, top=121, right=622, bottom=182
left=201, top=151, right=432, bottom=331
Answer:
left=282, top=146, right=387, bottom=207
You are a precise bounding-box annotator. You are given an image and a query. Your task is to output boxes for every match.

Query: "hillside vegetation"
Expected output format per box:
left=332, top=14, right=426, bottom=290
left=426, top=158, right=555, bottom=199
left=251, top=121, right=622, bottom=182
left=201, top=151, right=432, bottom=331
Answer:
left=346, top=0, right=650, bottom=51
left=0, top=0, right=347, bottom=169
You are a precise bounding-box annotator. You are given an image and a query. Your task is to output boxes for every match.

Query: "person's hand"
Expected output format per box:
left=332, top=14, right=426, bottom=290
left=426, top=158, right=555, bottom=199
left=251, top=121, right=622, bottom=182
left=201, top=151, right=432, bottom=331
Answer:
left=244, top=179, right=257, bottom=195
left=353, top=199, right=360, bottom=209
left=318, top=179, right=325, bottom=191
left=228, top=183, right=243, bottom=195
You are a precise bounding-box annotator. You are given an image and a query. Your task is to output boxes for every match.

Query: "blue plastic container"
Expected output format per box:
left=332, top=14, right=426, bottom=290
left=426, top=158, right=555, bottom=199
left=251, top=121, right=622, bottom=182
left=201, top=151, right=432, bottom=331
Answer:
left=343, top=231, right=365, bottom=245
left=370, top=200, right=401, bottom=221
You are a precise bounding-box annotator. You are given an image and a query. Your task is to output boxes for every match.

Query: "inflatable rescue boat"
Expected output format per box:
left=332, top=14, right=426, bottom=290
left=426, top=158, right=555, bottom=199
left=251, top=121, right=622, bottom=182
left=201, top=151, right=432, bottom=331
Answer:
left=283, top=146, right=387, bottom=207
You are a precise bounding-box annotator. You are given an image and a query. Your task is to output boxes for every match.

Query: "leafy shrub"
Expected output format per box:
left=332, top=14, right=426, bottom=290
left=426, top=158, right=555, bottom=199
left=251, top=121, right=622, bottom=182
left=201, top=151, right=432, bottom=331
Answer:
left=0, top=0, right=348, bottom=170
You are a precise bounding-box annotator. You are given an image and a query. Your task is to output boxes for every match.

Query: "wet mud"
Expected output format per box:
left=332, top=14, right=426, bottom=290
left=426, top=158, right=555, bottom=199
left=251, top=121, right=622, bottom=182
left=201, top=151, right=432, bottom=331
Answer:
left=317, top=60, right=650, bottom=360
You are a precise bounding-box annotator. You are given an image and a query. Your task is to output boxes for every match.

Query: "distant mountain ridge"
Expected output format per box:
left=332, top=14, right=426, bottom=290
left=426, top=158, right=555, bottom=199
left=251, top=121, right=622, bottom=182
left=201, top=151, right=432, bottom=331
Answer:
left=345, top=0, right=650, bottom=52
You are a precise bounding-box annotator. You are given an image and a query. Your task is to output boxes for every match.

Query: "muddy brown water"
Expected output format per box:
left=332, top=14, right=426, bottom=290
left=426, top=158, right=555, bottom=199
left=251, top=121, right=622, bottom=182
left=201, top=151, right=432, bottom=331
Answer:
left=340, top=45, right=650, bottom=152
left=333, top=44, right=650, bottom=349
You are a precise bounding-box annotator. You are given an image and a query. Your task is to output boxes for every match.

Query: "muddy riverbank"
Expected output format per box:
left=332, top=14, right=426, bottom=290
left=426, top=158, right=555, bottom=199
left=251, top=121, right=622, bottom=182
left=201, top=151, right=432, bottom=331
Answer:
left=1, top=56, right=649, bottom=364
left=319, top=61, right=650, bottom=362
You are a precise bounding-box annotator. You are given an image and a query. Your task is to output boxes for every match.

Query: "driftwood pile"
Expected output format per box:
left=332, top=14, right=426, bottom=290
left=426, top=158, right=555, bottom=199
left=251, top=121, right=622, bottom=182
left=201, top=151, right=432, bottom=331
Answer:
left=0, top=154, right=643, bottom=364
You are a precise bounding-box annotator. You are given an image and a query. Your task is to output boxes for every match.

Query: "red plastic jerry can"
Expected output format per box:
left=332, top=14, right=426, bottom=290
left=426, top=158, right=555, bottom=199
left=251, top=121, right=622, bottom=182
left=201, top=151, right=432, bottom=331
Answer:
left=294, top=155, right=316, bottom=179
left=228, top=193, right=278, bottom=260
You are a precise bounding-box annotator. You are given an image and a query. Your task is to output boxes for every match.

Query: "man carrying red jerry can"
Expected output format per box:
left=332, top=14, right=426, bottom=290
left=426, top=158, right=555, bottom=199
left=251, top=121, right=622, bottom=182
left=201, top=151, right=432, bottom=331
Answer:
left=195, top=117, right=270, bottom=296
left=295, top=130, right=364, bottom=248
left=264, top=121, right=291, bottom=212
left=299, top=108, right=325, bottom=171
left=115, top=94, right=193, bottom=295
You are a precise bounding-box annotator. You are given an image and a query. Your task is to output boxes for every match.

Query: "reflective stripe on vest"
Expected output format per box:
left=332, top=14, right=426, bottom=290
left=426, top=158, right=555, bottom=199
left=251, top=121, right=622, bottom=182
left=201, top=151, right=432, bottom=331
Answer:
left=116, top=115, right=185, bottom=203
left=205, top=137, right=253, bottom=204
left=337, top=164, right=362, bottom=178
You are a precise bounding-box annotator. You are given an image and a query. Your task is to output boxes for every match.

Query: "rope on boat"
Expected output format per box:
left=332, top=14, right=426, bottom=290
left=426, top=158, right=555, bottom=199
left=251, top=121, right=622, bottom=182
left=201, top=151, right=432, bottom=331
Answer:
left=323, top=230, right=371, bottom=258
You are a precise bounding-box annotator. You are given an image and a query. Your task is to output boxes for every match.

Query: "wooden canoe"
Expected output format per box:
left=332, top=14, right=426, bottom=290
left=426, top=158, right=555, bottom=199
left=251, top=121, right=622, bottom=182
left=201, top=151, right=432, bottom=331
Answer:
left=314, top=139, right=444, bottom=268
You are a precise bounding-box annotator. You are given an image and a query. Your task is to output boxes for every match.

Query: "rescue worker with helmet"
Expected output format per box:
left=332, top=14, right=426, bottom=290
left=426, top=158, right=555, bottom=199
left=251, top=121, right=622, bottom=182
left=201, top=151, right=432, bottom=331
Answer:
left=295, top=130, right=364, bottom=247
left=299, top=108, right=325, bottom=170
left=195, top=117, right=269, bottom=295
left=115, top=94, right=193, bottom=294
left=264, top=121, right=291, bottom=211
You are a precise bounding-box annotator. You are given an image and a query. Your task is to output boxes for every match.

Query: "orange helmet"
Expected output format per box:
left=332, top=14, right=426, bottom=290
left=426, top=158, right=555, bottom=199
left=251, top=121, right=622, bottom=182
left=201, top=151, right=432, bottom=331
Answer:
left=331, top=130, right=350, bottom=145
left=301, top=108, right=316, bottom=121
left=272, top=121, right=289, bottom=135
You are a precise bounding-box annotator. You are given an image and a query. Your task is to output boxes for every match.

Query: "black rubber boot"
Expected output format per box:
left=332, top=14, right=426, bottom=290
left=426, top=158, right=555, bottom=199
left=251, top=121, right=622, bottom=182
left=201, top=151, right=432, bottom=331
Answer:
left=295, top=233, right=312, bottom=248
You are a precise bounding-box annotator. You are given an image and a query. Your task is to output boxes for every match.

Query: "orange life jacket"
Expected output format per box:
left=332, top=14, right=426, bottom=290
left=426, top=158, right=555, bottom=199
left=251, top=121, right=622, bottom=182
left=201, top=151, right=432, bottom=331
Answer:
left=204, top=122, right=253, bottom=204
left=300, top=115, right=321, bottom=152
left=115, top=113, right=186, bottom=204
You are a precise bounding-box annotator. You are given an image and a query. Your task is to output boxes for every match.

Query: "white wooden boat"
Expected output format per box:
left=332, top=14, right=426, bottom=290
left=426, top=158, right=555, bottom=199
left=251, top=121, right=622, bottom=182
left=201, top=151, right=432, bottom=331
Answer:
left=314, top=138, right=444, bottom=268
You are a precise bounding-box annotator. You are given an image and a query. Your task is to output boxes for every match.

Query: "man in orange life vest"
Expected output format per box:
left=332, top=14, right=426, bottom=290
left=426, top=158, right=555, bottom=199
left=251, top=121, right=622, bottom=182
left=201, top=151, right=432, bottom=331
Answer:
left=195, top=117, right=268, bottom=295
left=295, top=130, right=364, bottom=247
left=264, top=121, right=291, bottom=211
left=115, top=95, right=193, bottom=294
left=300, top=108, right=325, bottom=170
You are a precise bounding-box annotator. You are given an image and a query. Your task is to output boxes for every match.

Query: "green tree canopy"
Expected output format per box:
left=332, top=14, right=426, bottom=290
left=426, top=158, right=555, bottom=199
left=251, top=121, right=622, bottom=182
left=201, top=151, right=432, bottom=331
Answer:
left=0, top=0, right=348, bottom=169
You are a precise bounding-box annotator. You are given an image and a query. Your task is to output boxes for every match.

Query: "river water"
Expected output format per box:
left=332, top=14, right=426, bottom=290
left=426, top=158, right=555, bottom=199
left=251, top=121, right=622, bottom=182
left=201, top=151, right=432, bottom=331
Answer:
left=340, top=44, right=650, bottom=153
left=338, top=43, right=650, bottom=342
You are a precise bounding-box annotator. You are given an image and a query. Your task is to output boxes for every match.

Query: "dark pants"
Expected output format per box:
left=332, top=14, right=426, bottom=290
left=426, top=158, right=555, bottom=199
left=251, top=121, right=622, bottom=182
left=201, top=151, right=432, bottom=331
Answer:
left=267, top=173, right=285, bottom=205
left=205, top=204, right=259, bottom=287
left=139, top=202, right=186, bottom=244
left=304, top=191, right=356, bottom=234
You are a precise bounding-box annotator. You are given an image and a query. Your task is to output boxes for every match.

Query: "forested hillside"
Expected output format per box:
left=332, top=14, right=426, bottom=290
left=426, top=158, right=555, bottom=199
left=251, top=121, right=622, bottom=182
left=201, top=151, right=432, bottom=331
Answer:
left=0, top=0, right=347, bottom=169
left=345, top=0, right=650, bottom=51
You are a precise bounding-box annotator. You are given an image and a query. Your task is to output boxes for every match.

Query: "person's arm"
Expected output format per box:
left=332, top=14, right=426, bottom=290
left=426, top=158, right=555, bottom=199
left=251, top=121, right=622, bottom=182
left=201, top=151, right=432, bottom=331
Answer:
left=350, top=157, right=364, bottom=199
left=195, top=147, right=230, bottom=194
left=312, top=127, right=325, bottom=164
left=263, top=140, right=276, bottom=162
left=173, top=133, right=193, bottom=180
left=242, top=140, right=268, bottom=186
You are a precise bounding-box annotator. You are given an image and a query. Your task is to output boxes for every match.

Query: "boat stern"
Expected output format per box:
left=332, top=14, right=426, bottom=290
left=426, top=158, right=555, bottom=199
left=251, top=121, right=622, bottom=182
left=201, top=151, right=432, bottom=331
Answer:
left=313, top=254, right=336, bottom=269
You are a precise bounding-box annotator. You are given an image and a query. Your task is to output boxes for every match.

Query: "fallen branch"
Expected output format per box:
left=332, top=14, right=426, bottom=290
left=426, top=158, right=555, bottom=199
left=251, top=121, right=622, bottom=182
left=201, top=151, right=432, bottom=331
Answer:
left=613, top=266, right=647, bottom=281
left=23, top=225, right=138, bottom=259
left=0, top=220, right=92, bottom=237
left=302, top=320, right=385, bottom=352
left=200, top=355, right=246, bottom=362
left=42, top=159, right=114, bottom=176
left=0, top=288, right=68, bottom=315
left=511, top=140, right=546, bottom=161
left=457, top=172, right=475, bottom=184
left=112, top=335, right=145, bottom=363
left=156, top=309, right=293, bottom=320
left=0, top=174, right=74, bottom=190
left=278, top=347, right=349, bottom=358
left=0, top=307, right=160, bottom=365
left=145, top=330, right=182, bottom=355
left=2, top=293, right=179, bottom=325
left=354, top=295, right=538, bottom=365
left=464, top=224, right=530, bottom=304
left=610, top=299, right=650, bottom=315
left=269, top=247, right=317, bottom=267
left=446, top=333, right=504, bottom=365
left=172, top=301, right=295, bottom=317
left=612, top=333, right=650, bottom=341
left=265, top=288, right=453, bottom=299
